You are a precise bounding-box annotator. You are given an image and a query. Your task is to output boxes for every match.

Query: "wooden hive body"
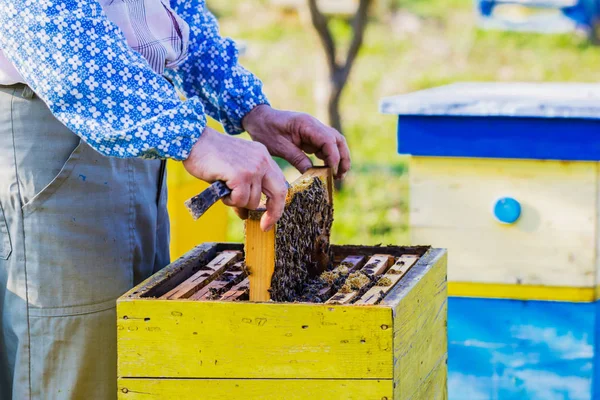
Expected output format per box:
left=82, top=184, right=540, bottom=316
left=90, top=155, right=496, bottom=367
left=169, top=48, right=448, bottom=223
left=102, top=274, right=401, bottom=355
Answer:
left=117, top=243, right=448, bottom=400
left=381, top=83, right=600, bottom=398
left=410, top=156, right=599, bottom=301
left=381, top=82, right=600, bottom=303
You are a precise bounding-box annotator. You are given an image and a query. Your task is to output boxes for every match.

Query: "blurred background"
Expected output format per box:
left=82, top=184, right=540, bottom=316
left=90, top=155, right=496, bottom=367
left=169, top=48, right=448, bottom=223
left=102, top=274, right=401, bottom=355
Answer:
left=205, top=0, right=600, bottom=246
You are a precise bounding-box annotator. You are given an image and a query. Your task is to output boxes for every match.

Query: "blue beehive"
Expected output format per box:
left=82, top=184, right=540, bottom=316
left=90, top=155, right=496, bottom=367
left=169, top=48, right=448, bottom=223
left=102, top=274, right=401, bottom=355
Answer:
left=476, top=0, right=600, bottom=37
left=381, top=82, right=600, bottom=399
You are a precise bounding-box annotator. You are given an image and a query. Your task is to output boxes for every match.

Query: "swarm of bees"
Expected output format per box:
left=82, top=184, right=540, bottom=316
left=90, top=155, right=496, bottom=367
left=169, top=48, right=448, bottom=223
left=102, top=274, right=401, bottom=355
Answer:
left=339, top=272, right=371, bottom=294
left=266, top=175, right=398, bottom=304
left=268, top=177, right=334, bottom=302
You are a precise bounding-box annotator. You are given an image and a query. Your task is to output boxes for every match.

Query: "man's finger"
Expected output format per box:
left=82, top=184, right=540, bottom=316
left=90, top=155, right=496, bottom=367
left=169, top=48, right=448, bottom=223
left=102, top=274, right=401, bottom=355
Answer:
left=282, top=143, right=313, bottom=174
left=319, top=138, right=341, bottom=177
left=222, top=183, right=250, bottom=209
left=260, top=169, right=288, bottom=232
left=247, top=178, right=262, bottom=211
left=336, top=134, right=351, bottom=179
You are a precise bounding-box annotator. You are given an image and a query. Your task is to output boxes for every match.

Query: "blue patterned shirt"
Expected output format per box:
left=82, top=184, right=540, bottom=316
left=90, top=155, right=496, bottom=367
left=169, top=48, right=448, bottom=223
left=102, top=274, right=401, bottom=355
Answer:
left=0, top=0, right=269, bottom=160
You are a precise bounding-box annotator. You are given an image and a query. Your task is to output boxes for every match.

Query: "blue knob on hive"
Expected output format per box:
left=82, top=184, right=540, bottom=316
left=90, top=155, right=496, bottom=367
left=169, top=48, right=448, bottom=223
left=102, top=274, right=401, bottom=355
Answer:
left=493, top=197, right=521, bottom=224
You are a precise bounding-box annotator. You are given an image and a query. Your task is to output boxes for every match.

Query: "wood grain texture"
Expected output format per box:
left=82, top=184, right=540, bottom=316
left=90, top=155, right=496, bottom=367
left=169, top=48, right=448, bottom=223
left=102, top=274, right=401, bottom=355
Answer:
left=415, top=353, right=448, bottom=400
left=331, top=245, right=430, bottom=262
left=410, top=157, right=596, bottom=288
left=120, top=243, right=244, bottom=299
left=318, top=255, right=367, bottom=300
left=117, top=378, right=393, bottom=399
left=450, top=282, right=595, bottom=302
left=356, top=254, right=419, bottom=305
left=245, top=219, right=276, bottom=301
left=160, top=251, right=242, bottom=300
left=189, top=262, right=246, bottom=300
left=117, top=301, right=393, bottom=379
left=219, top=278, right=250, bottom=301
left=381, top=248, right=448, bottom=400
left=325, top=255, right=394, bottom=305
left=361, top=255, right=395, bottom=277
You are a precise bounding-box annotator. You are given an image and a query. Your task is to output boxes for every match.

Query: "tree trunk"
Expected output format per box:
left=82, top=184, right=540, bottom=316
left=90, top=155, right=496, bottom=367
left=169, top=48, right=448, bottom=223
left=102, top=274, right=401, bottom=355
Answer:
left=307, top=0, right=372, bottom=189
left=327, top=78, right=344, bottom=134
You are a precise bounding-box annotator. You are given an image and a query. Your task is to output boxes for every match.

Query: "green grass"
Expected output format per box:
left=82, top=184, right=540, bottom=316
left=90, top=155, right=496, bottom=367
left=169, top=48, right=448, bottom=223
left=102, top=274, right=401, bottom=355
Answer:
left=210, top=0, right=600, bottom=246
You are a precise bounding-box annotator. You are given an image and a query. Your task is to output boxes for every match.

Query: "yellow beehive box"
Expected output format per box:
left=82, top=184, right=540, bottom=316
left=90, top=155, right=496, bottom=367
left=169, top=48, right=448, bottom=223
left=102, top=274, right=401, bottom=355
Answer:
left=117, top=243, right=448, bottom=400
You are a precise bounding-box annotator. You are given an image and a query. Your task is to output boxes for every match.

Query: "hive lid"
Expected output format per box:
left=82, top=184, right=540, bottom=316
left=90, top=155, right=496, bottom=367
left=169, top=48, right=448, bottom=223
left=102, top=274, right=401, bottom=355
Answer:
left=380, top=82, right=600, bottom=119
left=380, top=82, right=600, bottom=161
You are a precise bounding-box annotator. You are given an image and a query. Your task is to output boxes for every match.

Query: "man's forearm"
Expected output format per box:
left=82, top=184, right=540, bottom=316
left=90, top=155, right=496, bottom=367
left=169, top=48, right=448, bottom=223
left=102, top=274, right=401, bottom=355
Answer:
left=0, top=0, right=207, bottom=161
left=166, top=0, right=270, bottom=136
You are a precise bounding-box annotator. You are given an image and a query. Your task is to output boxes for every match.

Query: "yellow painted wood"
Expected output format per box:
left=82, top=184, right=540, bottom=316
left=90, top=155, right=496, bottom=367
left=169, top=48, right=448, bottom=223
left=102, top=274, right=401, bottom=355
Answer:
left=410, top=157, right=597, bottom=289
left=450, top=282, right=595, bottom=302
left=245, top=218, right=276, bottom=301
left=118, top=378, right=393, bottom=400
left=389, top=251, right=448, bottom=399
left=414, top=353, right=448, bottom=400
left=166, top=118, right=229, bottom=260
left=117, top=300, right=393, bottom=379
left=596, top=162, right=600, bottom=296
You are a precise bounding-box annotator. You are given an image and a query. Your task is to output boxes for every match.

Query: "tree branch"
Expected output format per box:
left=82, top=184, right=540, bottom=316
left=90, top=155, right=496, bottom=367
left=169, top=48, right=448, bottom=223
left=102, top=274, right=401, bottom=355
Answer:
left=340, top=0, right=371, bottom=82
left=307, top=0, right=339, bottom=74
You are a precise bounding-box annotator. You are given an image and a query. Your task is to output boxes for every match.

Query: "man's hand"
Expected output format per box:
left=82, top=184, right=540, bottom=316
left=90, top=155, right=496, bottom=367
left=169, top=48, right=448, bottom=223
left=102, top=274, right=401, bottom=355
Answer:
left=242, top=105, right=351, bottom=180
left=182, top=127, right=288, bottom=232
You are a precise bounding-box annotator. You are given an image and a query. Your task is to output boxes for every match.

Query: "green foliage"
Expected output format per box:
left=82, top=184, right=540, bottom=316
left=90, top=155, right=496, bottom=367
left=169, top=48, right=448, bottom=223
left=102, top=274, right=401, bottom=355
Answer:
left=393, top=0, right=468, bottom=18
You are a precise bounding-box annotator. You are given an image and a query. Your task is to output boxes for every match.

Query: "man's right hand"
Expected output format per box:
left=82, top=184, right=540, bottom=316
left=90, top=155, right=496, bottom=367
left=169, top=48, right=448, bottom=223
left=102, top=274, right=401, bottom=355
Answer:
left=182, top=127, right=288, bottom=232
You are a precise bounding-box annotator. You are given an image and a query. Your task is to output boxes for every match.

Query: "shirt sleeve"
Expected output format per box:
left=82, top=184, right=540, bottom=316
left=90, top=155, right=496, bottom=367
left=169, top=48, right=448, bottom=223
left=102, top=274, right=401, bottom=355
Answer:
left=166, top=0, right=270, bottom=135
left=0, top=0, right=207, bottom=161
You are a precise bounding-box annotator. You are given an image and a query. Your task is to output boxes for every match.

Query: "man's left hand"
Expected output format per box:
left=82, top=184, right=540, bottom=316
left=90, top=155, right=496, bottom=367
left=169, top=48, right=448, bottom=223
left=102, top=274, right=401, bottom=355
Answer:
left=242, top=105, right=351, bottom=180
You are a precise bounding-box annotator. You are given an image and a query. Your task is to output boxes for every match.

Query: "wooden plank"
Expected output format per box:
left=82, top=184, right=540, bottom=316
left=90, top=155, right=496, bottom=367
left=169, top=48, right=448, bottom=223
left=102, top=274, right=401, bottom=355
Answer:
left=381, top=249, right=448, bottom=400
left=451, top=282, right=595, bottom=302
left=596, top=162, right=600, bottom=299
left=317, top=255, right=367, bottom=300
left=410, top=157, right=596, bottom=289
left=160, top=251, right=242, bottom=300
left=189, top=262, right=246, bottom=300
left=413, top=226, right=595, bottom=287
left=356, top=254, right=419, bottom=305
left=118, top=378, right=393, bottom=399
left=245, top=219, right=275, bottom=302
left=246, top=167, right=333, bottom=301
left=325, top=255, right=394, bottom=305
left=121, top=243, right=222, bottom=299
left=219, top=278, right=250, bottom=301
left=416, top=353, right=448, bottom=400
left=117, top=301, right=393, bottom=379
left=330, top=245, right=430, bottom=263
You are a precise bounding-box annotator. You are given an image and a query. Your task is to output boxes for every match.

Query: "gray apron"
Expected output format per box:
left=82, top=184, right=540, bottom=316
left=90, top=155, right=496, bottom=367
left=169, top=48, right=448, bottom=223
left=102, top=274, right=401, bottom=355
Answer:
left=0, top=84, right=170, bottom=399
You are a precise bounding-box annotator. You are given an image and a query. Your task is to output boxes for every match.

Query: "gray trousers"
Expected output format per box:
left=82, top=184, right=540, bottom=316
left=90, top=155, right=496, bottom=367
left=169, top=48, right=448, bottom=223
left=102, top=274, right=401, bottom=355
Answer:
left=0, top=84, right=170, bottom=399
